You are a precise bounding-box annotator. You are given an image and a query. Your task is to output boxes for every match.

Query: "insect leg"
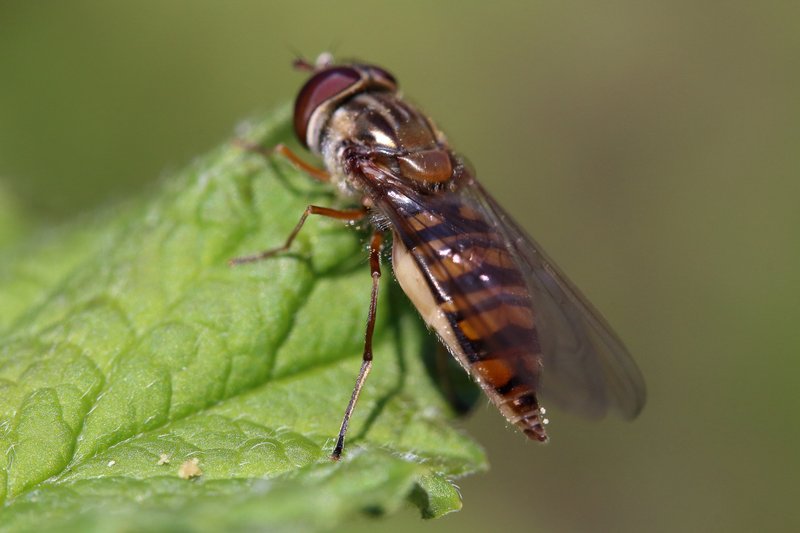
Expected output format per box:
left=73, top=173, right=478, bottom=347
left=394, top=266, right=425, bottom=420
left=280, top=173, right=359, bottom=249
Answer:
left=228, top=206, right=367, bottom=265
left=235, top=140, right=331, bottom=182
left=331, top=231, right=383, bottom=460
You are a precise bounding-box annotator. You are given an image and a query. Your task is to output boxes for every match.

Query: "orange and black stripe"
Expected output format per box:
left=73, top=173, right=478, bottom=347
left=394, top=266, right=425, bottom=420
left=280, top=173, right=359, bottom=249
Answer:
left=386, top=191, right=549, bottom=442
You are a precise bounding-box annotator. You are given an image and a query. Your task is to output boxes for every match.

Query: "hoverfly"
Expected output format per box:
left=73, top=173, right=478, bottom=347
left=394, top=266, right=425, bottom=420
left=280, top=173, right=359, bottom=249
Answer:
left=232, top=54, right=646, bottom=460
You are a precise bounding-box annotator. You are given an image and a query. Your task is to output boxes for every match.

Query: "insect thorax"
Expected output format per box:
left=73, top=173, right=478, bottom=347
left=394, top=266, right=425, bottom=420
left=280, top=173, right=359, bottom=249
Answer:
left=316, top=92, right=456, bottom=199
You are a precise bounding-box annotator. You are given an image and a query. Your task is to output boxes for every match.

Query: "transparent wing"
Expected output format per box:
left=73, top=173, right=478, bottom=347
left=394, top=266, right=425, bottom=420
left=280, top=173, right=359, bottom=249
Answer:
left=465, top=180, right=646, bottom=419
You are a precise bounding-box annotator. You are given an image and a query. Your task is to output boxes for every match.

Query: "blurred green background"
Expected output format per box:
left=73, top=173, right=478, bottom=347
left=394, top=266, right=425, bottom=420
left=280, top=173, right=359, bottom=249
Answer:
left=1, top=1, right=798, bottom=531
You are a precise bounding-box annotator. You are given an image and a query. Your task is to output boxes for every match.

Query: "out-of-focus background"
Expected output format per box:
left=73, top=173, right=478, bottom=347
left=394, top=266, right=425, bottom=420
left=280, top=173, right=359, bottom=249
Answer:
left=1, top=2, right=797, bottom=531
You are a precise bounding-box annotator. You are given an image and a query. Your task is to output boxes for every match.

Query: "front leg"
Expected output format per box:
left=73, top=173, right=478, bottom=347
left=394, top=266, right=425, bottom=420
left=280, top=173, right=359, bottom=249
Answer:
left=235, top=140, right=331, bottom=183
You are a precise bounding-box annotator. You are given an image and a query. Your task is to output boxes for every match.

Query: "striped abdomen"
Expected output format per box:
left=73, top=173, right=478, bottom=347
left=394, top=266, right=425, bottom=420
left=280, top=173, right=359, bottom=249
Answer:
left=389, top=196, right=549, bottom=442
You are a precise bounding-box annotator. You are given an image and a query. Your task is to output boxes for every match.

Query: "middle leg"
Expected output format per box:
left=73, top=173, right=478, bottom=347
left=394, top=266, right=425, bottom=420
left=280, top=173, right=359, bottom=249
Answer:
left=229, top=205, right=367, bottom=266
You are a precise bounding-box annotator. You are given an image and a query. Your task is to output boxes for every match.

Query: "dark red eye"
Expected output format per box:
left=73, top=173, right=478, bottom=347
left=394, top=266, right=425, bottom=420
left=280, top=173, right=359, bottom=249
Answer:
left=365, top=65, right=397, bottom=87
left=294, top=66, right=361, bottom=147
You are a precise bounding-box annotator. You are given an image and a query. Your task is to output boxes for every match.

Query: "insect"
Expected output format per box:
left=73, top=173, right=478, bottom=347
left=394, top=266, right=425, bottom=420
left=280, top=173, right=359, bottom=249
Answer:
left=232, top=54, right=646, bottom=460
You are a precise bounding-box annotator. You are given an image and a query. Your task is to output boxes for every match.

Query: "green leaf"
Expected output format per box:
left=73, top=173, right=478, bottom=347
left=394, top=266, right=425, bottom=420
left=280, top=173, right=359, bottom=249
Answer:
left=0, top=106, right=487, bottom=532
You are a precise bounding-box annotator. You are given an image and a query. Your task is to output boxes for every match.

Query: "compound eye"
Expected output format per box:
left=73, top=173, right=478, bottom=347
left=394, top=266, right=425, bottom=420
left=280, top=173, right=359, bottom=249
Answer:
left=294, top=66, right=361, bottom=147
left=366, top=65, right=397, bottom=88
